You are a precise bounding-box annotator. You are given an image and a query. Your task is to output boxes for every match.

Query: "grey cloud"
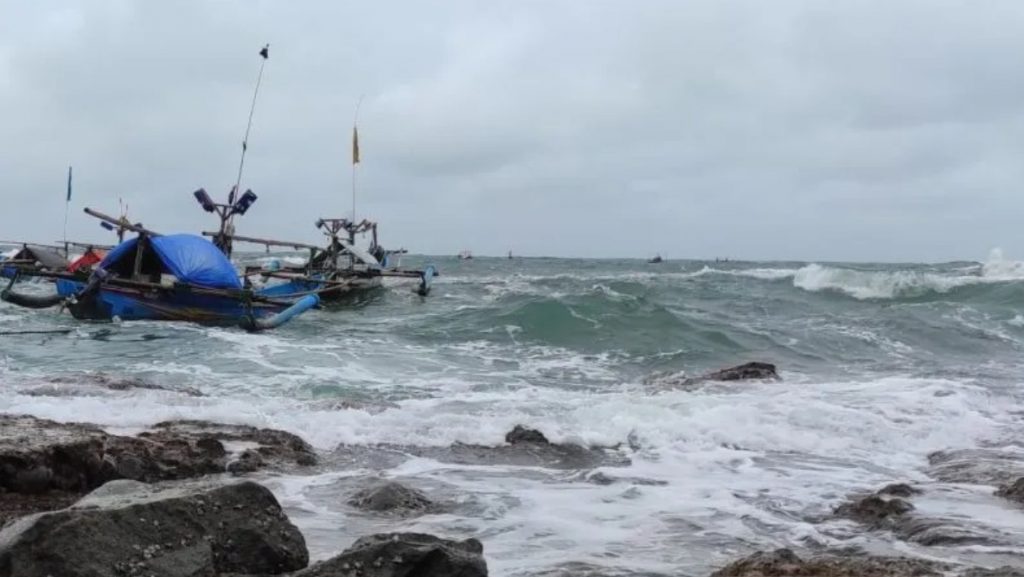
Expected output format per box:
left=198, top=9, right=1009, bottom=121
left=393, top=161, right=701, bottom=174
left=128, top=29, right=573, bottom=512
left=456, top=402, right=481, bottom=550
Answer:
left=1, top=0, right=1022, bottom=261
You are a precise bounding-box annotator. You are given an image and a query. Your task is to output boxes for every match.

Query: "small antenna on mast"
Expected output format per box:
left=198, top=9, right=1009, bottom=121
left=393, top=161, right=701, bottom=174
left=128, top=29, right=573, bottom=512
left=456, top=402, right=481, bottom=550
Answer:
left=231, top=43, right=269, bottom=224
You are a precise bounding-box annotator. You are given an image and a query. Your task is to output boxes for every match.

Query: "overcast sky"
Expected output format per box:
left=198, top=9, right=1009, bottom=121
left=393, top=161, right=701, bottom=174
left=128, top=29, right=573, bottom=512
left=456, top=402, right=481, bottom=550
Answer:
left=2, top=1, right=1023, bottom=261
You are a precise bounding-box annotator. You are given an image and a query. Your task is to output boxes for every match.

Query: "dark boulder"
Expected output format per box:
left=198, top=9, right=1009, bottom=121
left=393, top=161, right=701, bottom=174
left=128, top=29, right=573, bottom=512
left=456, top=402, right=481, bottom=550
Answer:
left=227, top=449, right=265, bottom=475
left=995, top=477, right=1024, bottom=504
left=699, top=362, right=780, bottom=382
left=834, top=485, right=993, bottom=546
left=348, top=481, right=436, bottom=515
left=0, top=415, right=318, bottom=524
left=644, top=362, right=780, bottom=390
left=0, top=479, right=308, bottom=577
left=145, top=420, right=318, bottom=468
left=927, top=449, right=1024, bottom=485
left=506, top=425, right=549, bottom=445
left=835, top=494, right=914, bottom=525
left=711, top=548, right=946, bottom=577
left=39, top=372, right=204, bottom=397
left=963, top=568, right=1024, bottom=577
left=0, top=414, right=109, bottom=494
left=879, top=483, right=923, bottom=498
left=292, top=532, right=486, bottom=577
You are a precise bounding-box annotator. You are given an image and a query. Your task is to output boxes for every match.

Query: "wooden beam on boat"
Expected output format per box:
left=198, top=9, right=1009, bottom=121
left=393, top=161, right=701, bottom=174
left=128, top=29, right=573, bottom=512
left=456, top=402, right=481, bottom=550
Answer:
left=0, top=240, right=58, bottom=250
left=201, top=231, right=319, bottom=251
left=83, top=208, right=160, bottom=237
left=52, top=241, right=114, bottom=250
left=378, top=269, right=439, bottom=278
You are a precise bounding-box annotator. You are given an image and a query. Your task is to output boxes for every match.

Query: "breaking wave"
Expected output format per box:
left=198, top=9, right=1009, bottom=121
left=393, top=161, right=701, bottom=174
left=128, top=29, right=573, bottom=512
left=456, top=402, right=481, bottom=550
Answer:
left=792, top=249, right=1024, bottom=300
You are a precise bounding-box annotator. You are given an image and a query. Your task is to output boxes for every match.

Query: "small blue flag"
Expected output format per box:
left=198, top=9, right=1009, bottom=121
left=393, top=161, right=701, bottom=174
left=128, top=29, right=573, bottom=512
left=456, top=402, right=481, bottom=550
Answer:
left=66, top=166, right=72, bottom=202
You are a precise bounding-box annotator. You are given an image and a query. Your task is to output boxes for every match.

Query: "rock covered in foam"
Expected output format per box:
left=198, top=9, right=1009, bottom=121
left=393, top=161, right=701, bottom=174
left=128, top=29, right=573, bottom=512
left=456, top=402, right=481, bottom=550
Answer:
left=995, top=477, right=1024, bottom=504
left=711, top=548, right=946, bottom=577
left=645, top=361, right=780, bottom=389
left=834, top=484, right=996, bottom=547
left=292, top=532, right=486, bottom=577
left=348, top=481, right=437, bottom=515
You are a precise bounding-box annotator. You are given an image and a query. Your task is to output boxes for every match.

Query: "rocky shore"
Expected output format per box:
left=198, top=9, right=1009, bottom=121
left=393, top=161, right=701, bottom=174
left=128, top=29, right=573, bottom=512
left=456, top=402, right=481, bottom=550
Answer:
left=1, top=362, right=1023, bottom=576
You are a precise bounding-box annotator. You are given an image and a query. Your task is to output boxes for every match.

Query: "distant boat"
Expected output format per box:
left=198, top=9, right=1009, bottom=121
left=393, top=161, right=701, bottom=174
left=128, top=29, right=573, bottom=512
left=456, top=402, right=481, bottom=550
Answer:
left=508, top=250, right=513, bottom=260
left=458, top=250, right=473, bottom=260
left=648, top=254, right=663, bottom=264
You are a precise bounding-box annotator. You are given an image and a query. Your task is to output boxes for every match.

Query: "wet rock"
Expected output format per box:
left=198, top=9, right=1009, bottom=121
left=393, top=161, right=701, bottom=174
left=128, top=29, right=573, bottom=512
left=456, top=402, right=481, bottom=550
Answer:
left=418, top=439, right=626, bottom=470
left=879, top=483, right=922, bottom=498
left=645, top=361, right=780, bottom=390
left=46, top=372, right=204, bottom=397
left=834, top=485, right=993, bottom=546
left=995, top=477, right=1024, bottom=504
left=0, top=414, right=108, bottom=494
left=0, top=479, right=308, bottom=577
left=292, top=532, right=486, bottom=577
left=527, top=562, right=674, bottom=576
left=893, top=515, right=995, bottom=547
left=835, top=494, right=914, bottom=525
left=962, top=568, right=1024, bottom=577
left=927, top=449, right=1024, bottom=485
left=506, top=425, right=549, bottom=445
left=711, top=548, right=946, bottom=577
left=0, top=490, right=80, bottom=529
left=329, top=424, right=627, bottom=471
left=700, top=362, right=780, bottom=383
left=0, top=414, right=317, bottom=523
left=349, top=481, right=436, bottom=515
left=227, top=449, right=265, bottom=475
left=146, top=420, right=318, bottom=468
left=573, top=470, right=668, bottom=487
left=15, top=374, right=203, bottom=399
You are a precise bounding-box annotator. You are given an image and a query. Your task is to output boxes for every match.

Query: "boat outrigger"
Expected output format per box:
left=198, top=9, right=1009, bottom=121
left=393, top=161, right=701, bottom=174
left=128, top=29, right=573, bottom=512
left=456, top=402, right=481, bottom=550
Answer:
left=0, top=208, right=319, bottom=332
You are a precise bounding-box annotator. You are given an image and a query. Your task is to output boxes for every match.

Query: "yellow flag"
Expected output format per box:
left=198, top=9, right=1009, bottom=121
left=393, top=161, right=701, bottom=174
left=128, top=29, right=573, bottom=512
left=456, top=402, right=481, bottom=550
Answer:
left=352, top=126, right=360, bottom=164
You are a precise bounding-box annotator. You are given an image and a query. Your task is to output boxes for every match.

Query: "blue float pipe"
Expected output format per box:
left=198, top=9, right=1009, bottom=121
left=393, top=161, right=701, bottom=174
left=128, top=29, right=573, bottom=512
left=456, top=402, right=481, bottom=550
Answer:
left=417, top=265, right=436, bottom=296
left=240, top=294, right=319, bottom=332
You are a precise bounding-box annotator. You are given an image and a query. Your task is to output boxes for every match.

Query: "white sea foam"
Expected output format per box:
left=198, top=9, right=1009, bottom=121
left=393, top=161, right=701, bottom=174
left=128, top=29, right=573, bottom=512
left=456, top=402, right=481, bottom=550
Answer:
left=3, top=371, right=1021, bottom=573
left=792, top=249, right=1024, bottom=300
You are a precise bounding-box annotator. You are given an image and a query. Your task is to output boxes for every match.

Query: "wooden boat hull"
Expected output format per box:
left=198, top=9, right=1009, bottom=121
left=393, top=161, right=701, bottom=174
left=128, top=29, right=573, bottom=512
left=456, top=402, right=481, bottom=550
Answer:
left=56, top=279, right=287, bottom=323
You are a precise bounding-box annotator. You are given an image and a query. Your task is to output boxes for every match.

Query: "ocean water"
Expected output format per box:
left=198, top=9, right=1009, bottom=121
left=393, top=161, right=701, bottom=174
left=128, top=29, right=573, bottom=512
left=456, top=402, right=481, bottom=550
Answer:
left=1, top=249, right=1023, bottom=575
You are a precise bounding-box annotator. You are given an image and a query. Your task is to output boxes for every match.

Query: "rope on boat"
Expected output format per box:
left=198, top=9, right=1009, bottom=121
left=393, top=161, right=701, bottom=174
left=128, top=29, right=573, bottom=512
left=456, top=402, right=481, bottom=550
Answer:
left=0, top=329, right=74, bottom=336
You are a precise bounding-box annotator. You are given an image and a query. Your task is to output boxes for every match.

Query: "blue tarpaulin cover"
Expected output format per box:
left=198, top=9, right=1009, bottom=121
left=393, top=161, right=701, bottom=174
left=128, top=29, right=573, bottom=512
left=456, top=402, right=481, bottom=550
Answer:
left=100, top=235, right=241, bottom=289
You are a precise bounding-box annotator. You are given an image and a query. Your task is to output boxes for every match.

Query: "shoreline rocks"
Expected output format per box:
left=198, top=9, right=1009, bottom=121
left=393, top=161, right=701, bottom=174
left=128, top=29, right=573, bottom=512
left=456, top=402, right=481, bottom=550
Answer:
left=710, top=548, right=948, bottom=577
left=834, top=484, right=996, bottom=547
left=293, top=533, right=487, bottom=577
left=331, top=424, right=630, bottom=471
left=995, top=477, right=1024, bottom=504
left=0, top=479, right=308, bottom=577
left=644, top=361, right=780, bottom=390
left=348, top=480, right=438, bottom=516
left=0, top=414, right=317, bottom=524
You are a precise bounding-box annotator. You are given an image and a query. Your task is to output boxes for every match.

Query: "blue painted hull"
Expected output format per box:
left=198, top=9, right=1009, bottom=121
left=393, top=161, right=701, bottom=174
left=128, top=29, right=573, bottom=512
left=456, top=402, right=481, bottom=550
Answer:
left=56, top=279, right=287, bottom=323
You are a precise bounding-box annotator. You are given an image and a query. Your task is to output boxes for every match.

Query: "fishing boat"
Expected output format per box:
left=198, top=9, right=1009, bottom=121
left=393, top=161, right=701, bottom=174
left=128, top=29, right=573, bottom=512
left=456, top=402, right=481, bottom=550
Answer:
left=0, top=209, right=318, bottom=331
left=458, top=250, right=473, bottom=260
left=0, top=243, right=70, bottom=279
left=648, top=254, right=663, bottom=264
left=198, top=208, right=436, bottom=301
